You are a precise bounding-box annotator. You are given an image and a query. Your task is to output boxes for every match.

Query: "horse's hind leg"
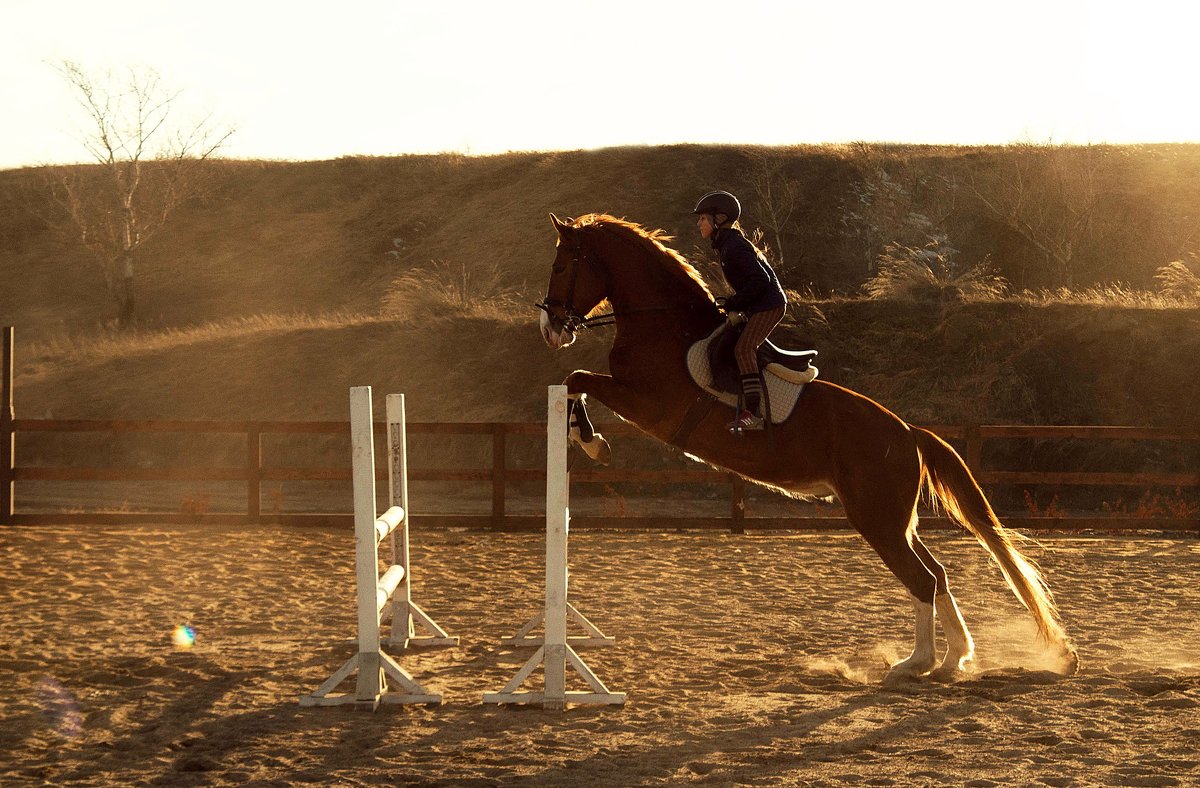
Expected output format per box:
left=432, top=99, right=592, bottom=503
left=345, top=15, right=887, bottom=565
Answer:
left=911, top=534, right=975, bottom=676
left=844, top=501, right=940, bottom=679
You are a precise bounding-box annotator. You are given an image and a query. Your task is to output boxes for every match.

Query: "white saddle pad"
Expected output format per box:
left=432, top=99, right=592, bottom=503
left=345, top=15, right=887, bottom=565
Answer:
left=685, top=327, right=818, bottom=425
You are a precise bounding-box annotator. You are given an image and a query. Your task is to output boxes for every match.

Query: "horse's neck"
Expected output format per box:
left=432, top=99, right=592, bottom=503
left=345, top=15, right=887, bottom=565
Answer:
left=604, top=244, right=717, bottom=354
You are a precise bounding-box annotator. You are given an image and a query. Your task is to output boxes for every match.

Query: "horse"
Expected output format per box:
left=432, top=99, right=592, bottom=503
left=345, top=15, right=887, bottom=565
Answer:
left=537, top=212, right=1079, bottom=682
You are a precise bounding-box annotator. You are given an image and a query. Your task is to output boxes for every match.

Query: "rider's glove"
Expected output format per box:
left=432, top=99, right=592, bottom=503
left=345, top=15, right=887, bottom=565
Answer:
left=726, top=310, right=747, bottom=327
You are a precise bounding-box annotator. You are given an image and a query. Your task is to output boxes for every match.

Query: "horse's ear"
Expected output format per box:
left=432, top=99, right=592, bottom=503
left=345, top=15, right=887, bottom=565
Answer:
left=549, top=213, right=574, bottom=236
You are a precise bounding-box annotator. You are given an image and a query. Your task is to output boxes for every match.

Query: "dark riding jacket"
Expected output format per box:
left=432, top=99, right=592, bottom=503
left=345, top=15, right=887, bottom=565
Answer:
left=712, top=227, right=787, bottom=314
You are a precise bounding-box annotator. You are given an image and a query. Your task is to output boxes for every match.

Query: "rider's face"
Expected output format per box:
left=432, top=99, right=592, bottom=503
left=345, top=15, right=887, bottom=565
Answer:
left=696, top=213, right=714, bottom=239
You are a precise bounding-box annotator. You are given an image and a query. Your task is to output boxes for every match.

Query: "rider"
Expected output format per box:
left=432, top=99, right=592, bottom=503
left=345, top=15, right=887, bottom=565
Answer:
left=693, top=190, right=787, bottom=431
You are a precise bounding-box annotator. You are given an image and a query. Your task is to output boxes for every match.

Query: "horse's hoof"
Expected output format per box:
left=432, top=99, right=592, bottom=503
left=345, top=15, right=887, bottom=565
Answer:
left=883, top=660, right=933, bottom=685
left=1060, top=647, right=1081, bottom=676
left=579, top=435, right=611, bottom=466
left=882, top=668, right=924, bottom=687
left=929, top=664, right=967, bottom=683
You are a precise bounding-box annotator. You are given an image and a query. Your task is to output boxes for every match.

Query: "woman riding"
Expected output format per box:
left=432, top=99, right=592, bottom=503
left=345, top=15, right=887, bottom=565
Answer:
left=693, top=190, right=787, bottom=431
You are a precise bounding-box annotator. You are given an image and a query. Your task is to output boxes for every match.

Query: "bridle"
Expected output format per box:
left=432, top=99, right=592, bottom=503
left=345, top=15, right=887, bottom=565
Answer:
left=534, top=234, right=617, bottom=332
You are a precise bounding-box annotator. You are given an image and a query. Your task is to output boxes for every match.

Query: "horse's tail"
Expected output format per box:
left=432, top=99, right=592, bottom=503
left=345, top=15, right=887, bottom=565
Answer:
left=912, top=426, right=1078, bottom=669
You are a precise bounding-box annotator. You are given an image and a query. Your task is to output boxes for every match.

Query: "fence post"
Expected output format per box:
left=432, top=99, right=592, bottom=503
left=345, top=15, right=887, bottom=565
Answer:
left=730, top=473, right=745, bottom=534
left=964, top=424, right=983, bottom=474
left=492, top=423, right=507, bottom=529
left=2, top=327, right=13, bottom=525
left=247, top=423, right=262, bottom=523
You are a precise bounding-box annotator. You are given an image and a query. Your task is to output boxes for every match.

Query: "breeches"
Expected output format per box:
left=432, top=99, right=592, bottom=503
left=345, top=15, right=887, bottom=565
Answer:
left=735, top=306, right=785, bottom=376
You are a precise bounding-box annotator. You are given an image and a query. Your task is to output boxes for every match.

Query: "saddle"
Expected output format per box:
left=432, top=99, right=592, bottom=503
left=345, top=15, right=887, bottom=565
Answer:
left=686, top=323, right=819, bottom=425
left=706, top=324, right=818, bottom=394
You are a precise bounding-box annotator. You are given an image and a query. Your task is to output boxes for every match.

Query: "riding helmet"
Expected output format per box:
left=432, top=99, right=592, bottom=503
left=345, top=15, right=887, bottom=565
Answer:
left=692, top=190, right=741, bottom=225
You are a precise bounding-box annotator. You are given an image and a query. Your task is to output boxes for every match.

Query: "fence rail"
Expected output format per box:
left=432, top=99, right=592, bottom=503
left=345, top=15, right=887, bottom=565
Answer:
left=3, top=414, right=1198, bottom=533
left=3, top=327, right=1197, bottom=532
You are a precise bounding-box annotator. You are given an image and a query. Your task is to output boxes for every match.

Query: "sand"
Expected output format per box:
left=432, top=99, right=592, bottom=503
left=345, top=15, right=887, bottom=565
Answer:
left=2, top=525, right=1198, bottom=786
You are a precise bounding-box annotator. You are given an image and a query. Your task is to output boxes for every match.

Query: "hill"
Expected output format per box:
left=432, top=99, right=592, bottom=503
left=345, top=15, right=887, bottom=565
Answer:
left=1, top=144, right=1198, bottom=433
left=7, top=298, right=1196, bottom=432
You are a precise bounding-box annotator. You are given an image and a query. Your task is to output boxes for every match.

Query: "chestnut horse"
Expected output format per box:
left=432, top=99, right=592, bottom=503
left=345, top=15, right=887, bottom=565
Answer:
left=538, top=213, right=1078, bottom=681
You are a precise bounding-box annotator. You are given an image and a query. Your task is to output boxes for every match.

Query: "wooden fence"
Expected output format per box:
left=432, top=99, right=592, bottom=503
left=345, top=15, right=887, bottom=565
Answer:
left=3, top=326, right=1197, bottom=532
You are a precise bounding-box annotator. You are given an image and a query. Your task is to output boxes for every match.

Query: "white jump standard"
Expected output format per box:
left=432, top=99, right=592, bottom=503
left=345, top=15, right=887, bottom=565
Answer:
left=300, top=388, right=457, bottom=710
left=484, top=385, right=625, bottom=709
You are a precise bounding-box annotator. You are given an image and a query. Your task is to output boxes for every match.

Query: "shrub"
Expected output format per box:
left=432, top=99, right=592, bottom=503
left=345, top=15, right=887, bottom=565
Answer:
left=1154, top=255, right=1200, bottom=301
left=383, top=259, right=525, bottom=321
left=862, top=238, right=1008, bottom=302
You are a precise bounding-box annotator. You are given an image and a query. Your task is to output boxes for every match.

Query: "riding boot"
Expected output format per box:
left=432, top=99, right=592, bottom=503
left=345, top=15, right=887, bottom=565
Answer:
left=727, top=373, right=765, bottom=431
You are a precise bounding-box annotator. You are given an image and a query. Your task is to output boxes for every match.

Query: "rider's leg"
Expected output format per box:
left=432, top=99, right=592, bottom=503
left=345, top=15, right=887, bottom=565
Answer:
left=733, top=306, right=785, bottom=418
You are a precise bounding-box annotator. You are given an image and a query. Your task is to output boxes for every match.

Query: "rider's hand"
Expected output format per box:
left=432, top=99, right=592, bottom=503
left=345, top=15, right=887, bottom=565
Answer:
left=726, top=311, right=747, bottom=327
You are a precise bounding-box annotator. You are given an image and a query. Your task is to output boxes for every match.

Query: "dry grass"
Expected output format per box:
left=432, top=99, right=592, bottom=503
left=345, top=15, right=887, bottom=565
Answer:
left=1155, top=256, right=1200, bottom=300
left=857, top=248, right=1199, bottom=308
left=1010, top=284, right=1198, bottom=309
left=382, top=259, right=527, bottom=322
left=1102, top=488, right=1200, bottom=519
left=24, top=311, right=384, bottom=366
left=862, top=240, right=1008, bottom=302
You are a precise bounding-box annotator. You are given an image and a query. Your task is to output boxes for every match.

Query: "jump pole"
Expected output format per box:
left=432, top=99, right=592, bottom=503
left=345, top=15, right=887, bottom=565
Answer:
left=300, top=387, right=456, bottom=710
left=2, top=327, right=13, bottom=526
left=483, top=385, right=625, bottom=709
left=383, top=393, right=459, bottom=651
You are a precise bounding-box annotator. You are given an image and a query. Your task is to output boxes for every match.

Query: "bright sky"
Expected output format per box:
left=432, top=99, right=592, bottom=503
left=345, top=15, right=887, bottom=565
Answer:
left=2, top=0, right=1198, bottom=169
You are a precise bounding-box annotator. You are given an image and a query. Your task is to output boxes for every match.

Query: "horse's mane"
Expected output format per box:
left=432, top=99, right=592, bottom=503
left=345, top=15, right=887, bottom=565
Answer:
left=573, top=213, right=715, bottom=303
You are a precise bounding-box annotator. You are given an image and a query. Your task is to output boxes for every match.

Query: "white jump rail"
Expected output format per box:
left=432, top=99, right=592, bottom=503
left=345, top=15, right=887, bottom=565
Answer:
left=484, top=385, right=626, bottom=709
left=301, top=388, right=458, bottom=711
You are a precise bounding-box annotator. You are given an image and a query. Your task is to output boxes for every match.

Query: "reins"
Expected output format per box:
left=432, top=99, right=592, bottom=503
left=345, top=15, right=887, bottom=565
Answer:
left=533, top=301, right=693, bottom=331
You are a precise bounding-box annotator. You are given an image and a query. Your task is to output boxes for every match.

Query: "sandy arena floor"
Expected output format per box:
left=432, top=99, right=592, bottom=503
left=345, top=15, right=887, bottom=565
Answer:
left=2, top=525, right=1198, bottom=786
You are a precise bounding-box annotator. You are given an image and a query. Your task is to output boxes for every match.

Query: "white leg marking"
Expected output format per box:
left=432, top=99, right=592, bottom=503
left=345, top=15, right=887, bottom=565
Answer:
left=574, top=431, right=611, bottom=463
left=888, top=594, right=937, bottom=678
left=934, top=592, right=975, bottom=674
left=567, top=394, right=610, bottom=465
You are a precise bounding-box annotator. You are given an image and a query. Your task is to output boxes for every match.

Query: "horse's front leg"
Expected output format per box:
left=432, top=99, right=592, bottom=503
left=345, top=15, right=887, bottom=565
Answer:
left=563, top=370, right=642, bottom=466
left=564, top=370, right=648, bottom=411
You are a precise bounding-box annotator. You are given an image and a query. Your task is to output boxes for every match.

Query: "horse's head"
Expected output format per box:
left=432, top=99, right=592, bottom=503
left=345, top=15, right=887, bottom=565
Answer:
left=538, top=213, right=610, bottom=349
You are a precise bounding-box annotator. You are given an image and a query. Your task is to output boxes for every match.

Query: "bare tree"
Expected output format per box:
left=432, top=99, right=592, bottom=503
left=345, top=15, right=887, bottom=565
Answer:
left=747, top=151, right=800, bottom=272
left=970, top=142, right=1101, bottom=288
left=841, top=146, right=960, bottom=276
left=41, top=61, right=234, bottom=325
